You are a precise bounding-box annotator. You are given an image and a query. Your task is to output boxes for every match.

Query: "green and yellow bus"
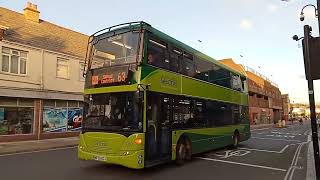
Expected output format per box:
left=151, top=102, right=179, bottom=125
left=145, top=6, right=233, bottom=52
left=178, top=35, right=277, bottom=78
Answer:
left=78, top=21, right=250, bottom=169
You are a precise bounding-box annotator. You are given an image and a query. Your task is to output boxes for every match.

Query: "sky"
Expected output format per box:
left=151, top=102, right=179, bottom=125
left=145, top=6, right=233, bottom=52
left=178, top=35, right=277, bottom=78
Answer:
left=2, top=0, right=320, bottom=104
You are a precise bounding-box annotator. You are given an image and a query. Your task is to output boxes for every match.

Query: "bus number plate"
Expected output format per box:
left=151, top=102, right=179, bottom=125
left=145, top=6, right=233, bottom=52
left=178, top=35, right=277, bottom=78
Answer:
left=93, top=155, right=106, bottom=162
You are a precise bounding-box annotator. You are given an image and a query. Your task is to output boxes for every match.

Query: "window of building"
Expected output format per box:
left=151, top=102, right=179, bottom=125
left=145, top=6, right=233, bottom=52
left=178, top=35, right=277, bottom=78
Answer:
left=147, top=37, right=169, bottom=69
left=56, top=58, right=69, bottom=79
left=79, top=63, right=85, bottom=81
left=1, top=47, right=27, bottom=75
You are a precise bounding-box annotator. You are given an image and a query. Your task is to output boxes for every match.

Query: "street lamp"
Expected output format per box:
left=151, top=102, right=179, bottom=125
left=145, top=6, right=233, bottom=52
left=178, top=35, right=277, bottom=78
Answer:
left=299, top=4, right=318, bottom=22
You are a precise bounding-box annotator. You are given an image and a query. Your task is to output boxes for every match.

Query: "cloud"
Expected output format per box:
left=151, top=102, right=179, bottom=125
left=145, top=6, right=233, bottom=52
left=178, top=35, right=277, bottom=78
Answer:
left=268, top=4, right=279, bottom=12
left=240, top=19, right=252, bottom=30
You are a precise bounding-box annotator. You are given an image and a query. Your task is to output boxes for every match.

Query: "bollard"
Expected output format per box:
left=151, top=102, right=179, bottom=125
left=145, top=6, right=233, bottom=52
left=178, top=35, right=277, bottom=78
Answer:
left=278, top=120, right=282, bottom=128
left=282, top=120, right=286, bottom=128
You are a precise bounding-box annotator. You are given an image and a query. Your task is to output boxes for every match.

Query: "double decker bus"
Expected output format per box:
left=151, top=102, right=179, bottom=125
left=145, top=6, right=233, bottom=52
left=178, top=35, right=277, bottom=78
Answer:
left=78, top=21, right=250, bottom=169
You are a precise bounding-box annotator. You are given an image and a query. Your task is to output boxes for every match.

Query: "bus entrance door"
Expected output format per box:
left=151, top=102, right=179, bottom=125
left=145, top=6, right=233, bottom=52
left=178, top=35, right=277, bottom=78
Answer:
left=145, top=93, right=172, bottom=166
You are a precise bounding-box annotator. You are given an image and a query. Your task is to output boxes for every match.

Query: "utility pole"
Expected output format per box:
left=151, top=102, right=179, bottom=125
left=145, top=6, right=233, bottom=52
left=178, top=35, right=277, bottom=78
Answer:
left=317, top=0, right=320, bottom=33
left=303, top=24, right=320, bottom=180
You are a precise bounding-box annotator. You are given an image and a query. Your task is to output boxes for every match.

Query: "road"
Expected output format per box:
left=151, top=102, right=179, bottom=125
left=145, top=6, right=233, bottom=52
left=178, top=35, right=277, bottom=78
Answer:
left=0, top=122, right=313, bottom=180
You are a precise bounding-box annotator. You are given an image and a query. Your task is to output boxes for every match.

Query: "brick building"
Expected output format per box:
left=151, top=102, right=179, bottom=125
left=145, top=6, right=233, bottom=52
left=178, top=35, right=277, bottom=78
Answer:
left=281, top=94, right=290, bottom=121
left=220, top=58, right=283, bottom=125
left=0, top=3, right=88, bottom=142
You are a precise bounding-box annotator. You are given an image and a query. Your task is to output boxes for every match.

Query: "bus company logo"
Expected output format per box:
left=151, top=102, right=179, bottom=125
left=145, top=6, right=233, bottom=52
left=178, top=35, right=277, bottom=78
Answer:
left=160, top=76, right=177, bottom=87
left=95, top=141, right=107, bottom=147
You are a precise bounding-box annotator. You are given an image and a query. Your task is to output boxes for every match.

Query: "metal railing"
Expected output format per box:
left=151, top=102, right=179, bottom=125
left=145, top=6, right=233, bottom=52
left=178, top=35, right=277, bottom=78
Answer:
left=245, top=66, right=278, bottom=87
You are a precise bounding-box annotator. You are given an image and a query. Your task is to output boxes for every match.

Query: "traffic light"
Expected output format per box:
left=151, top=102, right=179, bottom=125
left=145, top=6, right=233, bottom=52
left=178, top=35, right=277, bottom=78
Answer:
left=302, top=25, right=320, bottom=80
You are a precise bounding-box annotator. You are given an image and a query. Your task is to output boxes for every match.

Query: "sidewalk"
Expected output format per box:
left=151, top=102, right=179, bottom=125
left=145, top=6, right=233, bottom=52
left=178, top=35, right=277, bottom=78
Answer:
left=0, top=137, right=79, bottom=155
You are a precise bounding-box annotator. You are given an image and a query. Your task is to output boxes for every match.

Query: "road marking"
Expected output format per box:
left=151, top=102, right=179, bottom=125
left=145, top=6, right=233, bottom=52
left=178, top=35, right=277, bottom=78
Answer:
left=0, top=146, right=77, bottom=157
left=251, top=128, right=271, bottom=131
left=251, top=137, right=302, bottom=142
left=214, top=150, right=250, bottom=158
left=279, top=145, right=290, bottom=153
left=197, top=157, right=287, bottom=172
left=303, top=129, right=311, bottom=136
left=239, top=147, right=280, bottom=153
left=240, top=144, right=290, bottom=154
left=271, top=131, right=301, bottom=136
left=284, top=142, right=306, bottom=180
left=266, top=134, right=295, bottom=138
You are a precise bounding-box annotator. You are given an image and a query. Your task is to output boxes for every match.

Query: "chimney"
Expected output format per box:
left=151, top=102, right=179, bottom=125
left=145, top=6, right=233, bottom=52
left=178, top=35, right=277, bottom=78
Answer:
left=0, top=25, right=9, bottom=41
left=24, top=2, right=40, bottom=23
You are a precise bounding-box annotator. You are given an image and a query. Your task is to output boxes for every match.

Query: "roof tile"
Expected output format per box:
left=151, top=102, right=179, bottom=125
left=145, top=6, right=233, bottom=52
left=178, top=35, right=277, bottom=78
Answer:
left=0, top=7, right=88, bottom=58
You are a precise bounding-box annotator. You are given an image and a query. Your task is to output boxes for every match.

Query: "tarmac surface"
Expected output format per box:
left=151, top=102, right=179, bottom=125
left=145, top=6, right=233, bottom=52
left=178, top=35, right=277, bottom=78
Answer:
left=0, top=122, right=314, bottom=180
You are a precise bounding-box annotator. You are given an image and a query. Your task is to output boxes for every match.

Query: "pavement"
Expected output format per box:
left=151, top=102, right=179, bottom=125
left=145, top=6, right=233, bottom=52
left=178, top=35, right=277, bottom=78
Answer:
left=0, top=122, right=315, bottom=180
left=0, top=137, right=79, bottom=155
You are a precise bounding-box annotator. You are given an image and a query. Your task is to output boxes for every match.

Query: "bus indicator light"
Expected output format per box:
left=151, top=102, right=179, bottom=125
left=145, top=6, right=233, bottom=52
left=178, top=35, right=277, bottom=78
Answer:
left=134, top=138, right=142, bottom=145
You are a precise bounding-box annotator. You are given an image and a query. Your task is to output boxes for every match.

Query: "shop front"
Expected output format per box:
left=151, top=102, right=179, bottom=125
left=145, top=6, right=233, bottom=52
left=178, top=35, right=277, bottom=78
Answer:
left=0, top=97, right=38, bottom=141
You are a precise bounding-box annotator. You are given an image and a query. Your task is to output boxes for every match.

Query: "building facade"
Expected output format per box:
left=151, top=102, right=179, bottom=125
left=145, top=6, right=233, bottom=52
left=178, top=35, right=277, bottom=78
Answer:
left=220, top=58, right=283, bottom=125
left=281, top=94, right=290, bottom=121
left=0, top=3, right=88, bottom=142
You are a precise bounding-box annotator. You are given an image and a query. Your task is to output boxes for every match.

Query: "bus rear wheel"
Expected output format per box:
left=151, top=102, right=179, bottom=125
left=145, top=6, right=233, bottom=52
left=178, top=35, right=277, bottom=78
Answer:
left=176, top=138, right=191, bottom=165
left=232, top=132, right=240, bottom=148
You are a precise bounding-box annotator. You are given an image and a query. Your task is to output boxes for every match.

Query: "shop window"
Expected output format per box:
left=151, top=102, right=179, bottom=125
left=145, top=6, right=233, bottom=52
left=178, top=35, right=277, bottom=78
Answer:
left=43, top=107, right=68, bottom=132
left=44, top=100, right=55, bottom=107
left=42, top=99, right=83, bottom=132
left=0, top=97, right=17, bottom=106
left=18, top=98, right=34, bottom=107
left=68, top=101, right=79, bottom=107
left=0, top=107, right=33, bottom=135
left=79, top=101, right=84, bottom=107
left=56, top=100, right=68, bottom=107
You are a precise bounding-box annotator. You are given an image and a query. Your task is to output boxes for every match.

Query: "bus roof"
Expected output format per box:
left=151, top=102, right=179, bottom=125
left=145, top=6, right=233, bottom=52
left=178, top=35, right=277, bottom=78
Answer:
left=92, top=21, right=246, bottom=78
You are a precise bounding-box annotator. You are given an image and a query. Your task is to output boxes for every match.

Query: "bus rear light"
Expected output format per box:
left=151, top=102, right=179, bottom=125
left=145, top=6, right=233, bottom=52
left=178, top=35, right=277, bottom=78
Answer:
left=134, top=138, right=142, bottom=145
